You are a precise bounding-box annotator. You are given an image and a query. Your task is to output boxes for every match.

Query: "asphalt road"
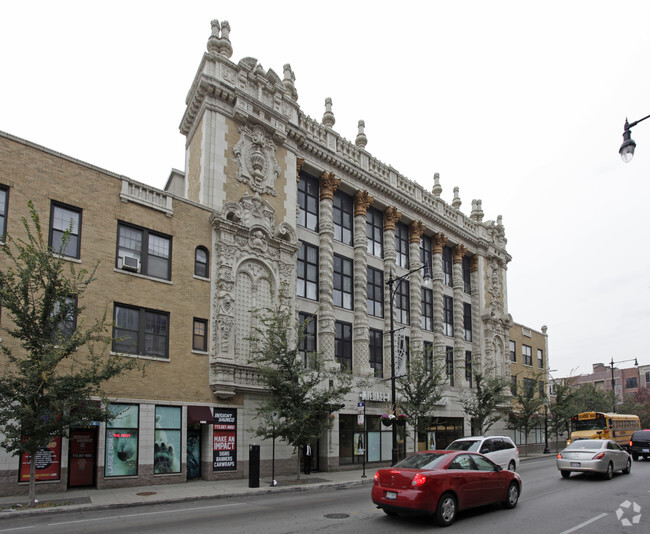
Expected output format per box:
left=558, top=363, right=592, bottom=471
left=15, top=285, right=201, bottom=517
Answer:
left=1, top=456, right=648, bottom=533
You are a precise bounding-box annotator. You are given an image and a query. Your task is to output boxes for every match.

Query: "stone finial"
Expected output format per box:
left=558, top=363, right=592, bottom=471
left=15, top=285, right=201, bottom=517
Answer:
left=283, top=64, right=298, bottom=101
left=432, top=172, right=442, bottom=197
left=452, top=186, right=462, bottom=210
left=470, top=199, right=484, bottom=222
left=541, top=325, right=548, bottom=334
left=355, top=120, right=368, bottom=148
left=207, top=19, right=233, bottom=58
left=322, top=97, right=335, bottom=128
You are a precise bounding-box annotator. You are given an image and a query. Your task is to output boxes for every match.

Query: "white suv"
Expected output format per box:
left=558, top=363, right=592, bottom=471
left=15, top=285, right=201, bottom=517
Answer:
left=446, top=436, right=519, bottom=471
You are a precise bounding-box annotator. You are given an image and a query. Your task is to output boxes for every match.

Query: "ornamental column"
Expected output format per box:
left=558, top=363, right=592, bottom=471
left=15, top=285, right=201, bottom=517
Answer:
left=470, top=255, right=482, bottom=373
left=432, top=232, right=448, bottom=366
left=318, top=171, right=340, bottom=368
left=353, top=191, right=374, bottom=377
left=453, top=244, right=468, bottom=387
left=409, top=221, right=426, bottom=359
left=383, top=207, right=400, bottom=380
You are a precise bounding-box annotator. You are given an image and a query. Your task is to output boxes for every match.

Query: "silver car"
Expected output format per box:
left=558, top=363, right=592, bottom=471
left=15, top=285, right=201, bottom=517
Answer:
left=556, top=439, right=632, bottom=479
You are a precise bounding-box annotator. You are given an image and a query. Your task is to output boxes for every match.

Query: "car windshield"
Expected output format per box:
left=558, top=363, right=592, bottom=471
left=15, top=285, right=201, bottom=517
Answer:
left=565, top=440, right=604, bottom=450
left=395, top=452, right=448, bottom=470
left=446, top=440, right=480, bottom=452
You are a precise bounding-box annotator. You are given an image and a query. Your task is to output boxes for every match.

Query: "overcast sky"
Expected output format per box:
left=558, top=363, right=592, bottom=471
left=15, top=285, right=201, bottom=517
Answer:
left=2, top=1, right=649, bottom=379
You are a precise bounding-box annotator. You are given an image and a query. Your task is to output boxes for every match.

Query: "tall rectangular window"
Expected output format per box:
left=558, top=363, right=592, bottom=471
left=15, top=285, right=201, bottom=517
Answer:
left=367, top=267, right=384, bottom=317
left=395, top=222, right=409, bottom=268
left=369, top=328, right=383, bottom=377
left=298, top=312, right=317, bottom=366
left=443, top=295, right=454, bottom=336
left=117, top=222, right=171, bottom=280
left=154, top=405, right=181, bottom=474
left=193, top=318, right=208, bottom=352
left=424, top=341, right=434, bottom=371
left=113, top=304, right=170, bottom=359
left=465, top=351, right=472, bottom=387
left=446, top=346, right=454, bottom=387
left=333, top=254, right=353, bottom=309
left=420, top=234, right=432, bottom=268
left=335, top=321, right=352, bottom=371
left=523, top=344, right=532, bottom=366
left=366, top=207, right=383, bottom=257
left=523, top=377, right=534, bottom=394
left=0, top=186, right=8, bottom=239
left=105, top=403, right=139, bottom=477
left=297, top=241, right=319, bottom=300
left=421, top=287, right=433, bottom=331
left=333, top=190, right=353, bottom=245
left=509, top=340, right=516, bottom=362
left=50, top=202, right=82, bottom=259
left=298, top=173, right=319, bottom=231
left=462, top=255, right=472, bottom=294
left=463, top=302, right=472, bottom=342
left=537, top=349, right=544, bottom=369
left=54, top=295, right=77, bottom=341
left=395, top=280, right=410, bottom=324
left=442, top=246, right=453, bottom=286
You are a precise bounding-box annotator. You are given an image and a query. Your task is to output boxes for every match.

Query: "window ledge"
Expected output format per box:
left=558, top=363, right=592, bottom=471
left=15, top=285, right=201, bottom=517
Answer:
left=53, top=253, right=82, bottom=263
left=113, top=268, right=173, bottom=285
left=193, top=275, right=210, bottom=282
left=192, top=350, right=209, bottom=356
left=111, top=352, right=170, bottom=362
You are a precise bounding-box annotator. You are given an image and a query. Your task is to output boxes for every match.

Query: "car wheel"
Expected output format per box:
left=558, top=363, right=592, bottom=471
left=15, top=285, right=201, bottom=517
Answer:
left=507, top=460, right=516, bottom=471
left=503, top=482, right=519, bottom=509
left=603, top=462, right=614, bottom=480
left=560, top=470, right=571, bottom=479
left=435, top=492, right=457, bottom=527
left=632, top=453, right=639, bottom=461
left=623, top=458, right=632, bottom=474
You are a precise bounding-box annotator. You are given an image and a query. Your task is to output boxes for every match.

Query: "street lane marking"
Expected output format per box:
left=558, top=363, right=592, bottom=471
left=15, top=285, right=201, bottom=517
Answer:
left=48, top=502, right=248, bottom=526
left=0, top=527, right=36, bottom=533
left=559, top=513, right=608, bottom=534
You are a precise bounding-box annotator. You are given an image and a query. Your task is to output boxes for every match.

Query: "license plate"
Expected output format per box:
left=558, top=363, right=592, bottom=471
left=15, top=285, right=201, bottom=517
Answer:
left=643, top=449, right=649, bottom=453
left=571, top=462, right=581, bottom=467
left=385, top=491, right=397, bottom=500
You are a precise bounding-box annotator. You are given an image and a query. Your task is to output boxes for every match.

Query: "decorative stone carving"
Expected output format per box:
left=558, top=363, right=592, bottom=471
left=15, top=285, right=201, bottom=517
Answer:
left=354, top=190, right=373, bottom=216
left=432, top=232, right=448, bottom=254
left=355, top=120, right=368, bottom=148
left=319, top=171, right=340, bottom=200
left=453, top=244, right=467, bottom=263
left=322, top=97, right=335, bottom=128
left=383, top=207, right=401, bottom=231
left=296, top=157, right=304, bottom=183
left=409, top=221, right=425, bottom=243
left=207, top=20, right=233, bottom=59
left=233, top=125, right=281, bottom=196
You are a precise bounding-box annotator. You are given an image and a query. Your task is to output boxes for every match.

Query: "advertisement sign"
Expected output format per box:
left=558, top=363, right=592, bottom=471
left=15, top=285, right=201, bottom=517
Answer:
left=213, top=408, right=237, bottom=471
left=19, top=437, right=61, bottom=482
left=105, top=404, right=139, bottom=477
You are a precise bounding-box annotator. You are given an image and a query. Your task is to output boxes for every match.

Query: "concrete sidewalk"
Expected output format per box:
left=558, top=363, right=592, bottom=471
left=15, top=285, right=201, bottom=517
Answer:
left=0, top=454, right=551, bottom=520
left=0, top=467, right=380, bottom=519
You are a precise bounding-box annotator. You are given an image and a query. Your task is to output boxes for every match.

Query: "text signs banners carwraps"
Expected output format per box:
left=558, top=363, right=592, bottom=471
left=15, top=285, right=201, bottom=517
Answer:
left=213, top=408, right=236, bottom=471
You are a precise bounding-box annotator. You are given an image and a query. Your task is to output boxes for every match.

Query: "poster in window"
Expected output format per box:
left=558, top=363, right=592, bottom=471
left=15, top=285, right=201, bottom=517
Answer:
left=154, top=406, right=181, bottom=474
left=19, top=437, right=61, bottom=482
left=353, top=433, right=365, bottom=455
left=105, top=404, right=139, bottom=477
left=213, top=408, right=237, bottom=471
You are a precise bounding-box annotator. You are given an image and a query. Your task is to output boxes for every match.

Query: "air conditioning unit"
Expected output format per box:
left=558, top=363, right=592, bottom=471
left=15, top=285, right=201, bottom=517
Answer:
left=119, top=255, right=140, bottom=273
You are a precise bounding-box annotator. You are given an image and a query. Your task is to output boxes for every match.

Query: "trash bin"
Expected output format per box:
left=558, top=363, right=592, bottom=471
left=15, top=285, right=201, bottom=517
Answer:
left=249, top=444, right=260, bottom=488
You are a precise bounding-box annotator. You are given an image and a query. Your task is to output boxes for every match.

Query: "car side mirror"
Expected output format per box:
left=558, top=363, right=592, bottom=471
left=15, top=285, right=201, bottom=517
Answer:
left=496, top=465, right=502, bottom=472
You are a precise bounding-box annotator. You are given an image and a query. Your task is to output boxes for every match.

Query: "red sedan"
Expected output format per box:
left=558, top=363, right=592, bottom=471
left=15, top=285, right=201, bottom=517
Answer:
left=372, top=450, right=522, bottom=526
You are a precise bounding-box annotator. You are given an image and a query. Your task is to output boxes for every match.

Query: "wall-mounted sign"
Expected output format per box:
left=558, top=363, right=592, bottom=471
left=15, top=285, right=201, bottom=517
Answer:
left=19, top=437, right=61, bottom=482
left=213, top=408, right=237, bottom=471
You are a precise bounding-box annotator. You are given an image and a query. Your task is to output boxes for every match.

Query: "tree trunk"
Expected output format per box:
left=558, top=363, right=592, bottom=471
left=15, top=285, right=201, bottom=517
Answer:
left=28, top=453, right=37, bottom=507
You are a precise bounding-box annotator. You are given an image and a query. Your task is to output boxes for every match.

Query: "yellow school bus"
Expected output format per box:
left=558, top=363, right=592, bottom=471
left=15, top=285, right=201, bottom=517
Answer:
left=569, top=412, right=641, bottom=449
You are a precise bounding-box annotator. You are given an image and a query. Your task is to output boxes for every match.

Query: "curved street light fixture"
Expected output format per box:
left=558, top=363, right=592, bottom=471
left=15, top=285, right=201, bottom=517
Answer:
left=386, top=261, right=432, bottom=466
left=620, top=114, right=650, bottom=162
left=610, top=356, right=638, bottom=412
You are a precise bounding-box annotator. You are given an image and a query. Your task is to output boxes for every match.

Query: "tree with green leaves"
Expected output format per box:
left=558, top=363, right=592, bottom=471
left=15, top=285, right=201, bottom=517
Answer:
left=618, top=388, right=650, bottom=427
left=566, top=383, right=615, bottom=415
left=247, top=306, right=353, bottom=479
left=395, top=347, right=447, bottom=452
left=457, top=366, right=509, bottom=435
left=0, top=202, right=138, bottom=505
left=547, top=379, right=575, bottom=447
left=507, top=371, right=546, bottom=451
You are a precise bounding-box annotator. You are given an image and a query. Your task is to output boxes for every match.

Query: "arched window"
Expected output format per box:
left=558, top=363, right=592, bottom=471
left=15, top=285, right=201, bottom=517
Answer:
left=194, top=246, right=209, bottom=278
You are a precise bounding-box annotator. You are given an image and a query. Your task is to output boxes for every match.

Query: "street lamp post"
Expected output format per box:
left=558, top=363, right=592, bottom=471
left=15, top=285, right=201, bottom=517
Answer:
left=609, top=357, right=638, bottom=412
left=387, top=262, right=432, bottom=466
left=619, top=114, right=650, bottom=162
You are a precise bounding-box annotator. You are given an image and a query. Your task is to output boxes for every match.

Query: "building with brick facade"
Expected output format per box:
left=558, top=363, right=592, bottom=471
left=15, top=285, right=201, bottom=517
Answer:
left=0, top=19, right=514, bottom=496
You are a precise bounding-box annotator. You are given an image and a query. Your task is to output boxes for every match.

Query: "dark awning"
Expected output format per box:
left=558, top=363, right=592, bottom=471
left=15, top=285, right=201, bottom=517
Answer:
left=187, top=406, right=213, bottom=424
